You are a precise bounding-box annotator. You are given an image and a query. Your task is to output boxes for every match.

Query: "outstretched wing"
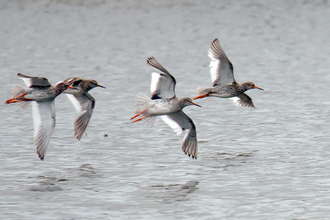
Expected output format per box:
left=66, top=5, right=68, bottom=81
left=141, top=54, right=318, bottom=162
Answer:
left=66, top=92, right=95, bottom=140
left=147, top=57, right=176, bottom=99
left=161, top=111, right=198, bottom=159
left=18, top=73, right=51, bottom=88
left=32, top=100, right=56, bottom=160
left=208, top=38, right=235, bottom=87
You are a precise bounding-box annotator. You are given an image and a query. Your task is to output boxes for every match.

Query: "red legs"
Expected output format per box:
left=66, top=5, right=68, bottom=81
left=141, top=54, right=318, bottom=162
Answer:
left=193, top=93, right=210, bottom=100
left=14, top=93, right=27, bottom=99
left=5, top=93, right=28, bottom=104
left=5, top=98, right=16, bottom=104
left=130, top=109, right=146, bottom=120
left=131, top=115, right=148, bottom=123
left=5, top=98, right=30, bottom=104
left=131, top=109, right=148, bottom=123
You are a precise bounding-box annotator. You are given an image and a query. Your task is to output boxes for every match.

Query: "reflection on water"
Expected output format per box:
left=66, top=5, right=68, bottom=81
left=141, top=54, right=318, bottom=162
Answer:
left=1, top=0, right=330, bottom=219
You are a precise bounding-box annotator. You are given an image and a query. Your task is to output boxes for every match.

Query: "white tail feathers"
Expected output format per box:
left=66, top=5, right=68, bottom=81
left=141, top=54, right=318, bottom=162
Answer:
left=142, top=115, right=157, bottom=127
left=134, top=93, right=151, bottom=114
left=133, top=93, right=157, bottom=127
left=12, top=84, right=29, bottom=110
left=12, top=84, right=26, bottom=97
left=18, top=100, right=29, bottom=110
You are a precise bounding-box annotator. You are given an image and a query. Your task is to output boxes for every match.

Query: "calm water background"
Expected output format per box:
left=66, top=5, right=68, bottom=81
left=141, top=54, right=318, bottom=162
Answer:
left=1, top=0, right=330, bottom=219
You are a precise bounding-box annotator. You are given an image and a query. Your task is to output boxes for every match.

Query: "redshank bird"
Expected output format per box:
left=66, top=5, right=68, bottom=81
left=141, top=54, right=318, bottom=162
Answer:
left=194, top=38, right=263, bottom=108
left=5, top=73, right=74, bottom=160
left=131, top=57, right=201, bottom=159
left=63, top=77, right=106, bottom=140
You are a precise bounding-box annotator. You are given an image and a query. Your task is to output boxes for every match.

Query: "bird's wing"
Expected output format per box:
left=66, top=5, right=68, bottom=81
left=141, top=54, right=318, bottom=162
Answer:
left=65, top=77, right=82, bottom=87
left=67, top=92, right=95, bottom=140
left=208, top=38, right=235, bottom=87
left=161, top=111, right=198, bottom=159
left=18, top=73, right=51, bottom=88
left=63, top=77, right=83, bottom=95
left=230, top=93, right=255, bottom=108
left=147, top=57, right=176, bottom=99
left=32, top=100, right=56, bottom=160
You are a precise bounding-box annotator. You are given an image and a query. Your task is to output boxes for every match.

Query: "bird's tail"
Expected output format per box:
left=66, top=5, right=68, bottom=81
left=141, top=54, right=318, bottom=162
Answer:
left=12, top=84, right=26, bottom=97
left=134, top=93, right=151, bottom=114
left=196, top=87, right=213, bottom=96
left=193, top=87, right=214, bottom=100
left=11, top=85, right=29, bottom=109
left=132, top=93, right=156, bottom=127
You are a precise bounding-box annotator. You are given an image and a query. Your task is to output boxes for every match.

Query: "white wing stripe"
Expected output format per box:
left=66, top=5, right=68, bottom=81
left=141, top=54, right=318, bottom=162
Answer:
left=150, top=72, right=161, bottom=95
left=32, top=101, right=56, bottom=160
left=20, top=77, right=33, bottom=87
left=209, top=59, right=220, bottom=85
left=161, top=115, right=183, bottom=135
left=66, top=94, right=82, bottom=112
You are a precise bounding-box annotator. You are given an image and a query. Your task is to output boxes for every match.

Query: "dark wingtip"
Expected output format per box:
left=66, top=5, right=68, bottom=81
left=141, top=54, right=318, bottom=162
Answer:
left=211, top=38, right=219, bottom=46
left=38, top=152, right=45, bottom=161
left=185, top=152, right=197, bottom=159
left=146, top=57, right=155, bottom=65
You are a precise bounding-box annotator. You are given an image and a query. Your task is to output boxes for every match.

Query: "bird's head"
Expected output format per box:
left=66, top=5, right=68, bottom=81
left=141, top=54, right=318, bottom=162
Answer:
left=242, top=82, right=263, bottom=91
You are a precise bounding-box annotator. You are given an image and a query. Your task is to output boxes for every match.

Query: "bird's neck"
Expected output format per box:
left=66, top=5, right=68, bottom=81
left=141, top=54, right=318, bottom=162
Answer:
left=233, top=82, right=248, bottom=93
left=53, top=83, right=69, bottom=96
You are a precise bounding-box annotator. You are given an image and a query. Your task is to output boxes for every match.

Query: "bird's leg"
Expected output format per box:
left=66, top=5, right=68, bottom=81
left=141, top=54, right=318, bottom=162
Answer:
left=5, top=99, right=30, bottom=104
left=130, top=109, right=146, bottom=120
left=193, top=93, right=210, bottom=100
left=5, top=93, right=28, bottom=104
left=131, top=115, right=148, bottom=123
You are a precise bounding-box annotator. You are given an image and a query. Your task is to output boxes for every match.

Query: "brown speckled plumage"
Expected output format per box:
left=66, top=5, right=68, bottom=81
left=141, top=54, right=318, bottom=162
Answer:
left=131, top=57, right=200, bottom=159
left=194, top=38, right=263, bottom=108
left=5, top=73, right=74, bottom=160
left=64, top=77, right=106, bottom=140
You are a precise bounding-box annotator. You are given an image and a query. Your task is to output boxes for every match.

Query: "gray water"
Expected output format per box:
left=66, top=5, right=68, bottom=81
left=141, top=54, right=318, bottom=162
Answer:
left=1, top=0, right=330, bottom=219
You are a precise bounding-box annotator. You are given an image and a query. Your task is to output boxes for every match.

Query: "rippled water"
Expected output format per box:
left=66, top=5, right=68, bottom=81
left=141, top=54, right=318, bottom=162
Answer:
left=1, top=0, right=330, bottom=219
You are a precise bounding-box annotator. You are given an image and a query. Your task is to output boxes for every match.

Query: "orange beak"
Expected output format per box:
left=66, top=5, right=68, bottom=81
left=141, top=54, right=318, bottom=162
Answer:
left=253, top=86, right=264, bottom=90
left=68, top=85, right=75, bottom=89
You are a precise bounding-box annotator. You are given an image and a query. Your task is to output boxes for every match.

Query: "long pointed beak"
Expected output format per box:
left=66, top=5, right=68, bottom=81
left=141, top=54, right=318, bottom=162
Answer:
left=97, top=84, right=106, bottom=89
left=68, top=85, right=75, bottom=89
left=191, top=102, right=202, bottom=107
left=253, top=86, right=264, bottom=90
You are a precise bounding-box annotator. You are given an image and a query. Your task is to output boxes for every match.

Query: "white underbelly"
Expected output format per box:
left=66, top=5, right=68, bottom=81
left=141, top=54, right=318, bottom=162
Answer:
left=147, top=100, right=179, bottom=116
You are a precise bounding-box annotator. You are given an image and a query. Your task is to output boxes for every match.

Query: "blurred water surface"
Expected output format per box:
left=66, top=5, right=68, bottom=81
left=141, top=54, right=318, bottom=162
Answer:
left=1, top=0, right=330, bottom=219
